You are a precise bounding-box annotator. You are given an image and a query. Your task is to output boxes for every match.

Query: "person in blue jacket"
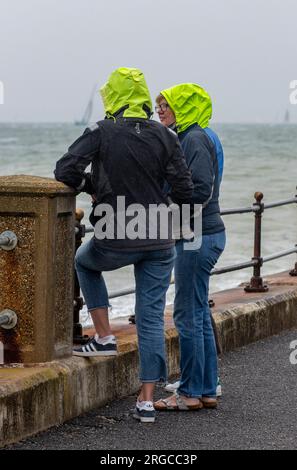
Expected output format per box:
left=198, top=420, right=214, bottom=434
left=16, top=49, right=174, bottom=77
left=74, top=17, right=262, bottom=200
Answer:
left=204, top=127, right=224, bottom=184
left=154, top=84, right=226, bottom=411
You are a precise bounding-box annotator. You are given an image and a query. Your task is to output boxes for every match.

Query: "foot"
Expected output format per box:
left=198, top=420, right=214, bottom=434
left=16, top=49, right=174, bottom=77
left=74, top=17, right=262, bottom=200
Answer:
left=164, top=380, right=180, bottom=392
left=201, top=397, right=218, bottom=408
left=133, top=401, right=156, bottom=423
left=73, top=336, right=117, bottom=357
left=165, top=378, right=222, bottom=397
left=154, top=393, right=203, bottom=411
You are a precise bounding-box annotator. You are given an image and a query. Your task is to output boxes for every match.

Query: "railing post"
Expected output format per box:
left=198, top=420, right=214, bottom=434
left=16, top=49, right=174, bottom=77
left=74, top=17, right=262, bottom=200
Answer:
left=289, top=253, right=297, bottom=276
left=73, top=208, right=89, bottom=344
left=245, top=192, right=269, bottom=293
left=289, top=186, right=297, bottom=276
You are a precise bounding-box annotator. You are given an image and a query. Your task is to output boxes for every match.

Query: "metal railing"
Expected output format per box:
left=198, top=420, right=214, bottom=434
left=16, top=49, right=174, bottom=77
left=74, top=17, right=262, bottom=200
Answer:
left=73, top=191, right=297, bottom=342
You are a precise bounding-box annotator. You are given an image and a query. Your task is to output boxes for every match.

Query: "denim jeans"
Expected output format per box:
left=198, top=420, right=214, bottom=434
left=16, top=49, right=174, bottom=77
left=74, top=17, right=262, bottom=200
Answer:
left=75, top=239, right=175, bottom=382
left=174, top=231, right=226, bottom=398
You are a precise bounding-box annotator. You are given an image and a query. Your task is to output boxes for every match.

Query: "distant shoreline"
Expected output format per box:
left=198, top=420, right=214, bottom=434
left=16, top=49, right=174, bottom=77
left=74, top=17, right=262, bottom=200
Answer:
left=1, top=121, right=297, bottom=126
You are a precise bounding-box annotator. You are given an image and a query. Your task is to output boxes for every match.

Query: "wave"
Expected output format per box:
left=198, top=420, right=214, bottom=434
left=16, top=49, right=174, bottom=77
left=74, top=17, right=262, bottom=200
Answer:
left=0, top=137, right=19, bottom=144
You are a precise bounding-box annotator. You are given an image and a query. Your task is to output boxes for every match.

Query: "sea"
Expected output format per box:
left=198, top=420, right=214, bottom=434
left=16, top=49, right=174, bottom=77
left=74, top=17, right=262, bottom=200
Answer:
left=1, top=123, right=296, bottom=324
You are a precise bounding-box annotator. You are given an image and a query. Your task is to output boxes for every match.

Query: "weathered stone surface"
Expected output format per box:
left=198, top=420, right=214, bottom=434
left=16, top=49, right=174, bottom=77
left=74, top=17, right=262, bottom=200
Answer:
left=0, top=175, right=75, bottom=363
left=0, top=216, right=36, bottom=362
left=0, top=175, right=75, bottom=196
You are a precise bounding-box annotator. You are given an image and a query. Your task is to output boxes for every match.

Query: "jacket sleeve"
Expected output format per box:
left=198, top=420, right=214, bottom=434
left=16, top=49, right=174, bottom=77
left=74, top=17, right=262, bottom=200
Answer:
left=182, top=132, right=215, bottom=206
left=54, top=126, right=101, bottom=194
left=164, top=137, right=194, bottom=205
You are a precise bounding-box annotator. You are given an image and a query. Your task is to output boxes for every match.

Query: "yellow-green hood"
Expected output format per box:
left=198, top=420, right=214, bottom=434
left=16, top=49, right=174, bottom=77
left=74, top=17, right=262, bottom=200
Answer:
left=100, top=67, right=152, bottom=119
left=161, top=83, right=212, bottom=132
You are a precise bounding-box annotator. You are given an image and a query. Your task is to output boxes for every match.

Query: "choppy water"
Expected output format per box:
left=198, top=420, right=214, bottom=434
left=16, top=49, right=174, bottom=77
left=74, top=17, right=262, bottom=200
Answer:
left=1, top=123, right=296, bottom=323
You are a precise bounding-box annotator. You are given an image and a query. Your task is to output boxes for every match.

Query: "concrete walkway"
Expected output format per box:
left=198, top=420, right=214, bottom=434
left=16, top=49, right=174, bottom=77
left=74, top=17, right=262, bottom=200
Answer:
left=1, top=271, right=297, bottom=448
left=5, top=327, right=297, bottom=450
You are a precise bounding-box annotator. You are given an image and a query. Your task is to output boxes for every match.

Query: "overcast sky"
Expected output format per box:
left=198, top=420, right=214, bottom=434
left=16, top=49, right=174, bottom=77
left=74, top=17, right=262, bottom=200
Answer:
left=0, top=0, right=296, bottom=123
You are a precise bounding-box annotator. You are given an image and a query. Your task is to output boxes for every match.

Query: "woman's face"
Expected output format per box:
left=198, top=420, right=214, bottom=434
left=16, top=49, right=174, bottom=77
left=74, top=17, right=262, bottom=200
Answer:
left=155, top=99, right=176, bottom=127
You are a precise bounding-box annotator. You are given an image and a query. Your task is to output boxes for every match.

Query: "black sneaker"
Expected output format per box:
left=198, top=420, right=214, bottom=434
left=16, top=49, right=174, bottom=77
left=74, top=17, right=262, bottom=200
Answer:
left=133, top=401, right=156, bottom=423
left=73, top=336, right=117, bottom=357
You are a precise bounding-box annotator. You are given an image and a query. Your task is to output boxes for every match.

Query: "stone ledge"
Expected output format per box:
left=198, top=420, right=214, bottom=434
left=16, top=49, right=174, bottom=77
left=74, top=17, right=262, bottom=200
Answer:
left=0, top=175, right=74, bottom=196
left=1, top=271, right=297, bottom=447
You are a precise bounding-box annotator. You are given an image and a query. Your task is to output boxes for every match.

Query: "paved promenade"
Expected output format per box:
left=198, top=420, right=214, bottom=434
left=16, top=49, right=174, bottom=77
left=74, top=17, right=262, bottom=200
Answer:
left=6, top=328, right=297, bottom=450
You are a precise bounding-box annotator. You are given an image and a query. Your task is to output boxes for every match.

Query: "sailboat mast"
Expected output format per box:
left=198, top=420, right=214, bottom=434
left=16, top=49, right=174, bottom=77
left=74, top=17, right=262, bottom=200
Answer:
left=76, top=84, right=97, bottom=126
left=284, top=109, right=290, bottom=123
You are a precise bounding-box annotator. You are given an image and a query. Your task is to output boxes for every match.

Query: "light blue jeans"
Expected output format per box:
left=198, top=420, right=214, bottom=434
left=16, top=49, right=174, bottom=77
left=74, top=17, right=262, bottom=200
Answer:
left=174, top=231, right=226, bottom=398
left=75, top=239, right=175, bottom=382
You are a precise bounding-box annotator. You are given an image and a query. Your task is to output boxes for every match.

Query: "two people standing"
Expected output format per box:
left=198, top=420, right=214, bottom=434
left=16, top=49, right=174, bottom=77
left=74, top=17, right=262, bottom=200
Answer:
left=55, top=68, right=225, bottom=421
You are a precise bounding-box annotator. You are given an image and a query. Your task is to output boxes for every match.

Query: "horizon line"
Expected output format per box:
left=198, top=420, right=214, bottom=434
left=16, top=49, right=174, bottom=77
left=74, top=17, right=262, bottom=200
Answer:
left=0, top=120, right=296, bottom=126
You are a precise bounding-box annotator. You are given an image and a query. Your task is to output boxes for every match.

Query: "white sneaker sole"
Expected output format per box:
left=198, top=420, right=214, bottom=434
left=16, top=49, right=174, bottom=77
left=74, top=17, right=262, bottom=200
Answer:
left=133, top=413, right=155, bottom=423
left=164, top=381, right=180, bottom=392
left=73, top=350, right=118, bottom=357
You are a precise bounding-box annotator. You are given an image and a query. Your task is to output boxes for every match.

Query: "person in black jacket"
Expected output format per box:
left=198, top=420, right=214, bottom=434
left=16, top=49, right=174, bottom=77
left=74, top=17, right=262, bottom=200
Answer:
left=54, top=67, right=193, bottom=423
left=154, top=84, right=226, bottom=412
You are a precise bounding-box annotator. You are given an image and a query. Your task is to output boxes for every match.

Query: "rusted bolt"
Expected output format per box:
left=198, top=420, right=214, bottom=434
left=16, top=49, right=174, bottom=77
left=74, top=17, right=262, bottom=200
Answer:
left=0, top=231, right=18, bottom=251
left=0, top=309, right=18, bottom=329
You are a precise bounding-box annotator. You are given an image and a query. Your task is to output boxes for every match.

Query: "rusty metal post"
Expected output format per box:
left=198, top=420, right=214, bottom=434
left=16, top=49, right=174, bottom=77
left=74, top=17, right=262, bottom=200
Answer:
left=289, top=257, right=297, bottom=276
left=245, top=192, right=269, bottom=293
left=73, top=208, right=89, bottom=344
left=289, top=186, right=297, bottom=275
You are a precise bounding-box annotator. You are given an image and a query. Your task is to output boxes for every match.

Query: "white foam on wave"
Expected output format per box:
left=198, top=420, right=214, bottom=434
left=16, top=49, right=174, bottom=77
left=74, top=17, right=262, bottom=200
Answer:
left=0, top=137, right=19, bottom=144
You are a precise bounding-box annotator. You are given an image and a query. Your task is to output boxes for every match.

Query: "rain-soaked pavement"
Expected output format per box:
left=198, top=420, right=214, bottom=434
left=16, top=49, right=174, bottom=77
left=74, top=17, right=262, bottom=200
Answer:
left=5, top=328, right=297, bottom=451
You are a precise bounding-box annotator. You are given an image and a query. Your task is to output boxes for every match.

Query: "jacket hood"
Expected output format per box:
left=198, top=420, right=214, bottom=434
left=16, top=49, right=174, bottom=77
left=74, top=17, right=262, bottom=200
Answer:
left=160, top=83, right=212, bottom=133
left=100, top=67, right=152, bottom=119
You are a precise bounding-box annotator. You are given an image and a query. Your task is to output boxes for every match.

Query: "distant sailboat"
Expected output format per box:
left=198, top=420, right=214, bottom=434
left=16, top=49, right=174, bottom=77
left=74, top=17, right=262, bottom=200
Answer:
left=75, top=85, right=96, bottom=126
left=284, top=109, right=290, bottom=124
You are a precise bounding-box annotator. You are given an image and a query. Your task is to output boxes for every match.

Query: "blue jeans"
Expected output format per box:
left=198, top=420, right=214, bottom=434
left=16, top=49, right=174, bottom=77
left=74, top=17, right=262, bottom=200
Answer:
left=75, top=239, right=175, bottom=382
left=174, top=231, right=226, bottom=398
